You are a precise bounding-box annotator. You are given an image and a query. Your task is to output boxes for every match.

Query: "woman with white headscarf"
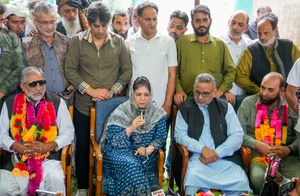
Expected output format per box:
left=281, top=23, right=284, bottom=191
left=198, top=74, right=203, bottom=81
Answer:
left=102, top=76, right=167, bottom=196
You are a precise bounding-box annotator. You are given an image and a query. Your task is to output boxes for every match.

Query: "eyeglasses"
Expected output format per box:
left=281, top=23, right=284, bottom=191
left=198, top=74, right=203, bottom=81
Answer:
left=36, top=19, right=56, bottom=26
left=194, top=89, right=214, bottom=98
left=26, top=80, right=47, bottom=88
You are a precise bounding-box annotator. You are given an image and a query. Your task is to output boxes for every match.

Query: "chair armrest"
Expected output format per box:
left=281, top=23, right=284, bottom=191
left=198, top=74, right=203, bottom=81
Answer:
left=175, top=143, right=189, bottom=196
left=61, top=145, right=69, bottom=172
left=157, top=149, right=164, bottom=188
left=240, top=146, right=252, bottom=172
left=90, top=136, right=103, bottom=163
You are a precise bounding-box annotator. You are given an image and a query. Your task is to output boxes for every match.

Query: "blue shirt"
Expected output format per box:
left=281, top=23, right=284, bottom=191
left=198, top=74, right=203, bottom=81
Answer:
left=42, top=41, right=64, bottom=95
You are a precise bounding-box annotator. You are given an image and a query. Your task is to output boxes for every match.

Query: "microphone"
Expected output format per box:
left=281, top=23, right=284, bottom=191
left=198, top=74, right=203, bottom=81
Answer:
left=150, top=185, right=165, bottom=196
left=139, top=108, right=146, bottom=129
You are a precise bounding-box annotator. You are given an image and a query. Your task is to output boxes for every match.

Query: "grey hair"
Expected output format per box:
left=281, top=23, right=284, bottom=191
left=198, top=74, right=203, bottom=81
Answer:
left=21, top=67, right=45, bottom=83
left=34, top=1, right=56, bottom=18
left=194, top=73, right=216, bottom=88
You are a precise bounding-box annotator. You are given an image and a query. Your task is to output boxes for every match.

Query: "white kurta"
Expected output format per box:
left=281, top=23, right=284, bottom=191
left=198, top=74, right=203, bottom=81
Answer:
left=221, top=31, right=253, bottom=96
left=0, top=98, right=74, bottom=195
left=174, top=103, right=250, bottom=195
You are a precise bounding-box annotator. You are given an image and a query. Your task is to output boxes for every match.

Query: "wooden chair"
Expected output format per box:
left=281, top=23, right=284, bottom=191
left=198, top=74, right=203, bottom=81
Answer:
left=0, top=104, right=74, bottom=196
left=89, top=106, right=165, bottom=196
left=169, top=105, right=253, bottom=196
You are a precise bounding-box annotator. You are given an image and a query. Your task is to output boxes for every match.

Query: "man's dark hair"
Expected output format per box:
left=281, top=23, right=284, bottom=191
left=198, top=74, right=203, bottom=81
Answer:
left=87, top=1, right=111, bottom=25
left=133, top=76, right=151, bottom=93
left=137, top=2, right=158, bottom=17
left=256, top=5, right=272, bottom=15
left=169, top=10, right=189, bottom=27
left=258, top=12, right=278, bottom=30
left=191, top=4, right=210, bottom=20
left=112, top=10, right=128, bottom=23
left=0, top=2, right=7, bottom=15
left=29, top=0, right=39, bottom=10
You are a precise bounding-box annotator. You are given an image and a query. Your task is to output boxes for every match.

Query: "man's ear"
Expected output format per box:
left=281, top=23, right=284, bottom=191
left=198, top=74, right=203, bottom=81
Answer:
left=20, top=83, right=25, bottom=92
left=274, top=27, right=278, bottom=36
left=137, top=16, right=141, bottom=25
left=280, top=86, right=285, bottom=95
left=184, top=27, right=188, bottom=33
left=244, top=24, right=250, bottom=32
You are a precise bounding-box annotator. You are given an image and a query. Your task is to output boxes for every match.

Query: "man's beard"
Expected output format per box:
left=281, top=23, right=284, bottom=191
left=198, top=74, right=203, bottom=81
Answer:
left=193, top=24, right=211, bottom=37
left=62, top=15, right=81, bottom=37
left=113, top=29, right=128, bottom=40
left=24, top=88, right=46, bottom=102
left=259, top=35, right=276, bottom=47
left=260, top=93, right=281, bottom=105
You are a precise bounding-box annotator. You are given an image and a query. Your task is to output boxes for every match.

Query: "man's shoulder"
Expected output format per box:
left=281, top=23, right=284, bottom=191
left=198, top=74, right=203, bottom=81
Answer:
left=107, top=31, right=125, bottom=43
left=240, top=94, right=259, bottom=108
left=179, top=99, right=195, bottom=111
left=241, top=34, right=253, bottom=46
left=22, top=36, right=35, bottom=48
left=54, top=31, right=69, bottom=43
left=277, top=38, right=293, bottom=46
left=1, top=28, right=19, bottom=38
left=0, top=29, right=20, bottom=46
left=177, top=33, right=195, bottom=42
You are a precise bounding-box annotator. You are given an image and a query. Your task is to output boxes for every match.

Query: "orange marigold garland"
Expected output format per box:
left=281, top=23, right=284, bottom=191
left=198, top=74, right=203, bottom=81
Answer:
left=10, top=93, right=57, bottom=196
left=253, top=103, right=288, bottom=166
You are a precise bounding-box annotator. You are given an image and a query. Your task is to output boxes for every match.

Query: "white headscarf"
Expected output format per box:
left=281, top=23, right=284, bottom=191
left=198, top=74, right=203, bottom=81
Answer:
left=4, top=0, right=35, bottom=35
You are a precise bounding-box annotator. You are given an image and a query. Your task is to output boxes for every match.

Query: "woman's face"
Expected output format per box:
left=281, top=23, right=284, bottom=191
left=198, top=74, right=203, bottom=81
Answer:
left=133, top=86, right=150, bottom=108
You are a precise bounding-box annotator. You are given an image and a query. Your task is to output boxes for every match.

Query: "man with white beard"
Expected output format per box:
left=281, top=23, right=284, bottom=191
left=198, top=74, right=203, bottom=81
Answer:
left=56, top=0, right=89, bottom=38
left=236, top=12, right=300, bottom=95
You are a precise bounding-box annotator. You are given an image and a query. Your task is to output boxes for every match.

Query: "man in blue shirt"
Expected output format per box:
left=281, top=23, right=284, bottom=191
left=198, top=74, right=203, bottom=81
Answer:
left=175, top=73, right=250, bottom=196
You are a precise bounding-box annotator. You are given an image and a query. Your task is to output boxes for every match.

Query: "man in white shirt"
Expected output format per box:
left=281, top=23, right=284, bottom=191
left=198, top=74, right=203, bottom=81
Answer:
left=221, top=10, right=253, bottom=110
left=0, top=67, right=74, bottom=195
left=286, top=58, right=300, bottom=157
left=126, top=2, right=177, bottom=118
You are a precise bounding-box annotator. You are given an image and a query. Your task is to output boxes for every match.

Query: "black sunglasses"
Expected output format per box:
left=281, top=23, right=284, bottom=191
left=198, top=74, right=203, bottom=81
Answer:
left=26, top=80, right=47, bottom=88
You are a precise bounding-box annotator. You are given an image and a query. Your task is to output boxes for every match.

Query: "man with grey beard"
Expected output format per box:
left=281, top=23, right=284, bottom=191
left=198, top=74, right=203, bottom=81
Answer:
left=0, top=66, right=74, bottom=195
left=56, top=0, right=89, bottom=38
left=236, top=12, right=300, bottom=95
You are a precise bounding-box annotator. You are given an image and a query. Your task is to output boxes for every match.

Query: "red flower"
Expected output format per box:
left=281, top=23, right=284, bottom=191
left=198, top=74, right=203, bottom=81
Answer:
left=15, top=134, right=22, bottom=141
left=40, top=136, right=48, bottom=142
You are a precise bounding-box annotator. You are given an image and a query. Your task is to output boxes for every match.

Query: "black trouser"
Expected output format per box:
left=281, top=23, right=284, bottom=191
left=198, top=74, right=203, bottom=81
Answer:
left=74, top=107, right=90, bottom=189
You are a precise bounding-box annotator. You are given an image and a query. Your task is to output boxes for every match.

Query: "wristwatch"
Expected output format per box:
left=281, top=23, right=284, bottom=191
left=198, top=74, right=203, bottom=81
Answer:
left=109, top=89, right=115, bottom=97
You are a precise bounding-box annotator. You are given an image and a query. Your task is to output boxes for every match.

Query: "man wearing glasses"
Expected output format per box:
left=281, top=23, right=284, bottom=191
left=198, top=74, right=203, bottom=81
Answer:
left=174, top=73, right=250, bottom=196
left=0, top=2, right=25, bottom=112
left=0, top=67, right=74, bottom=195
left=23, top=1, right=73, bottom=101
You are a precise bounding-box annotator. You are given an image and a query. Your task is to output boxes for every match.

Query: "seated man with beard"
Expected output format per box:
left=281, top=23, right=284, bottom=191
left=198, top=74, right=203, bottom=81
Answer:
left=237, top=72, right=300, bottom=195
left=0, top=67, right=74, bottom=195
left=56, top=0, right=89, bottom=38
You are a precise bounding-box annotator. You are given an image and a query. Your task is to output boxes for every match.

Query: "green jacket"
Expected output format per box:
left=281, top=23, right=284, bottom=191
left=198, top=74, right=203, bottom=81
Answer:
left=237, top=93, right=299, bottom=154
left=0, top=29, right=25, bottom=106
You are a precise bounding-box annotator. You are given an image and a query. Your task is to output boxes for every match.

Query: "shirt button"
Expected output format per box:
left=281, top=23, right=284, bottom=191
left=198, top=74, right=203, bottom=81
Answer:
left=202, top=60, right=204, bottom=62
left=50, top=58, right=52, bottom=60
left=202, top=52, right=204, bottom=54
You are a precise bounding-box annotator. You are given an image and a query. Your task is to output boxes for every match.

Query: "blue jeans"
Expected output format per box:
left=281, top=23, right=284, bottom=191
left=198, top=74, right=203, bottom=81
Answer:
left=95, top=96, right=129, bottom=142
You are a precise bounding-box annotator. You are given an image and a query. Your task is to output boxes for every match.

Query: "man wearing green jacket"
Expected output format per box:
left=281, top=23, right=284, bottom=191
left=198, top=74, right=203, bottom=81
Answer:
left=0, top=3, right=25, bottom=112
left=237, top=72, right=300, bottom=194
